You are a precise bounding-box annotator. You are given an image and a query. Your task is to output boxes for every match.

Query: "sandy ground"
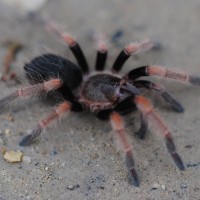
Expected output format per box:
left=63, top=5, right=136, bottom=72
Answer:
left=0, top=0, right=200, bottom=199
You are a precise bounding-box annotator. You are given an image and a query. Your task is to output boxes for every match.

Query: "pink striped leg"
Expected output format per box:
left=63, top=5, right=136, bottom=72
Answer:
left=20, top=101, right=71, bottom=146
left=127, top=65, right=200, bottom=85
left=110, top=112, right=139, bottom=186
left=134, top=96, right=185, bottom=170
left=0, top=79, right=62, bottom=112
left=147, top=65, right=200, bottom=85
left=112, top=40, right=155, bottom=73
left=42, top=19, right=89, bottom=73
left=94, top=33, right=108, bottom=71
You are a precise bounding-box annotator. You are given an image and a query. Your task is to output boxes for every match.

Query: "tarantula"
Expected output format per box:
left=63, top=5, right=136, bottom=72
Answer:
left=1, top=21, right=200, bottom=187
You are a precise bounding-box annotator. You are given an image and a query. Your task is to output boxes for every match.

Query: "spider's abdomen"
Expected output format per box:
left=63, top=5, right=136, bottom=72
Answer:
left=24, top=54, right=82, bottom=90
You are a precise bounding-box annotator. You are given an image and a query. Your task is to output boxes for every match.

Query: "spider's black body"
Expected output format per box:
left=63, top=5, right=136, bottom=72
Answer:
left=24, top=54, right=82, bottom=90
left=24, top=53, right=138, bottom=116
left=1, top=30, right=200, bottom=187
left=24, top=54, right=84, bottom=111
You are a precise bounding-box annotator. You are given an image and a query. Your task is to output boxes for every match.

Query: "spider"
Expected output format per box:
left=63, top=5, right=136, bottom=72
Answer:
left=1, top=21, right=200, bottom=187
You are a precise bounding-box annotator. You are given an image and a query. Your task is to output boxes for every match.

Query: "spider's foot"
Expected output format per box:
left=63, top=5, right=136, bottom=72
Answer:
left=171, top=102, right=185, bottom=113
left=171, top=152, right=185, bottom=171
left=135, top=131, right=145, bottom=139
left=165, top=134, right=185, bottom=170
left=189, top=75, right=200, bottom=85
left=151, top=41, right=163, bottom=51
left=136, top=115, right=148, bottom=140
left=161, top=92, right=185, bottom=113
left=128, top=167, right=140, bottom=187
left=19, top=126, right=42, bottom=146
left=125, top=151, right=139, bottom=187
left=19, top=134, right=34, bottom=146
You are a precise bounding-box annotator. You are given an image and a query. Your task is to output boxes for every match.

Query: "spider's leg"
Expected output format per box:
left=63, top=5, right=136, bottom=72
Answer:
left=59, top=82, right=83, bottom=112
left=113, top=97, right=148, bottom=139
left=0, top=79, right=62, bottom=112
left=19, top=101, right=71, bottom=146
left=134, top=80, right=184, bottom=113
left=134, top=95, right=185, bottom=170
left=95, top=37, right=107, bottom=71
left=136, top=113, right=148, bottom=139
left=96, top=97, right=136, bottom=120
left=62, top=34, right=89, bottom=73
left=111, top=40, right=155, bottom=73
left=110, top=112, right=139, bottom=186
left=42, top=19, right=89, bottom=73
left=126, top=65, right=200, bottom=85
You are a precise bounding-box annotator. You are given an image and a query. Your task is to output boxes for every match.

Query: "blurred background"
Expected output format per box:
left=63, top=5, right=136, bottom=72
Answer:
left=0, top=0, right=200, bottom=199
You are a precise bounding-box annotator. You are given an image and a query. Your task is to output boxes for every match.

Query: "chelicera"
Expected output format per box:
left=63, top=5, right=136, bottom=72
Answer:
left=1, top=20, right=200, bottom=187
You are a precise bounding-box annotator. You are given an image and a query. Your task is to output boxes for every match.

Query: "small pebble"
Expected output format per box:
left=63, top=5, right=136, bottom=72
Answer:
left=61, top=162, right=66, bottom=167
left=67, top=184, right=80, bottom=190
left=22, top=156, right=32, bottom=164
left=6, top=114, right=14, bottom=122
left=4, top=129, right=12, bottom=136
left=44, top=166, right=49, bottom=171
left=161, top=185, right=166, bottom=190
left=67, top=185, right=75, bottom=190
left=4, top=150, right=23, bottom=163
left=50, top=150, right=57, bottom=156
left=0, top=147, right=6, bottom=155
left=152, top=183, right=160, bottom=190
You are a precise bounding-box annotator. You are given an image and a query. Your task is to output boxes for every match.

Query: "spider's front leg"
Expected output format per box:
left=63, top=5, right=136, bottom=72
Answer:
left=134, top=80, right=184, bottom=113
left=127, top=65, right=200, bottom=85
left=134, top=96, right=185, bottom=171
left=110, top=112, right=139, bottom=187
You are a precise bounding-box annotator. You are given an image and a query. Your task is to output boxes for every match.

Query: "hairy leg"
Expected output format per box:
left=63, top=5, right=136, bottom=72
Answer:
left=19, top=101, right=71, bottom=146
left=0, top=79, right=62, bottom=112
left=136, top=113, right=148, bottom=139
left=126, top=65, right=200, bottom=85
left=134, top=80, right=184, bottom=112
left=110, top=112, right=139, bottom=186
left=93, top=33, right=108, bottom=71
left=112, top=40, right=155, bottom=73
left=134, top=96, right=185, bottom=170
left=42, top=18, right=89, bottom=73
left=62, top=34, right=89, bottom=73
